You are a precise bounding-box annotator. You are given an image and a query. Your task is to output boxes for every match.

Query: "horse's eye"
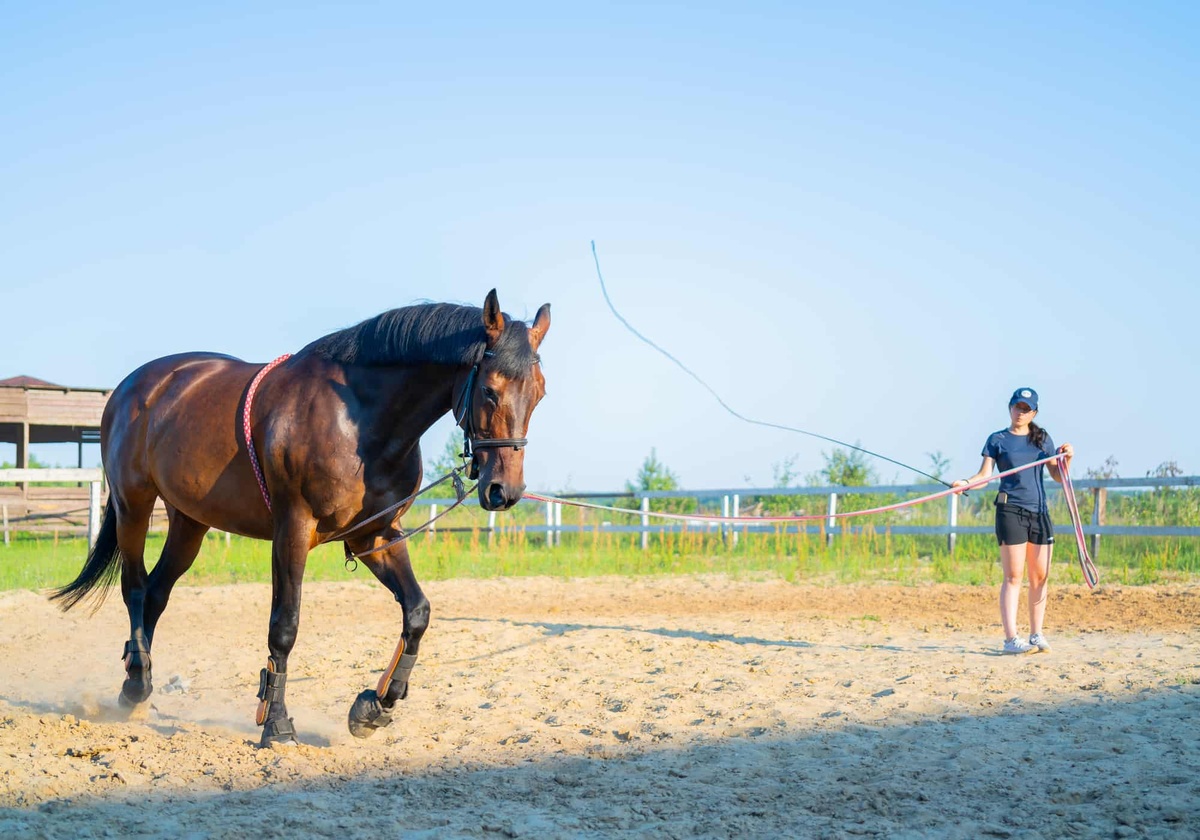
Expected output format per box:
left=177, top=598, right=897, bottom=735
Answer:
left=482, top=386, right=499, bottom=403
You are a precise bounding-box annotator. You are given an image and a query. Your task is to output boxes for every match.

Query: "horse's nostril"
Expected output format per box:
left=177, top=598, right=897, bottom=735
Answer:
left=507, top=484, right=526, bottom=509
left=487, top=483, right=505, bottom=509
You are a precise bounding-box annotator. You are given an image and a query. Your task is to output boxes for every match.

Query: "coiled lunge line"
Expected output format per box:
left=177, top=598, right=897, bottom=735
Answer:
left=1058, top=461, right=1100, bottom=587
left=525, top=453, right=1100, bottom=587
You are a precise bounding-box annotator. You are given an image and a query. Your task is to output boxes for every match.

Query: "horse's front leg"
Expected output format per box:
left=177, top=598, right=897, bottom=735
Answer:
left=255, top=514, right=313, bottom=747
left=347, top=533, right=430, bottom=739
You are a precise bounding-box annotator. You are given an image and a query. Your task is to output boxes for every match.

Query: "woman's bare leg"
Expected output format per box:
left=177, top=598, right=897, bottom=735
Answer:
left=1026, top=541, right=1052, bottom=637
left=999, top=543, right=1027, bottom=639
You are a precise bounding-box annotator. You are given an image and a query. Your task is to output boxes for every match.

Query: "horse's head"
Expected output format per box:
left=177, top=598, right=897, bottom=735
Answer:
left=459, top=289, right=550, bottom=511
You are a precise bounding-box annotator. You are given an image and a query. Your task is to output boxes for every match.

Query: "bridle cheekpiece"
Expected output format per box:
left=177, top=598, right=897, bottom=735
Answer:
left=453, top=350, right=529, bottom=480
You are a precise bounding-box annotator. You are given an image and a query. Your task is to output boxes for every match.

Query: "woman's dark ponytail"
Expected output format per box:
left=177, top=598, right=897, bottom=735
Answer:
left=1029, top=421, right=1048, bottom=452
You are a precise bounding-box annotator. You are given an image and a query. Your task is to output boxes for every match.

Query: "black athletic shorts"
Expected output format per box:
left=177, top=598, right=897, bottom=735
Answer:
left=995, top=503, right=1054, bottom=546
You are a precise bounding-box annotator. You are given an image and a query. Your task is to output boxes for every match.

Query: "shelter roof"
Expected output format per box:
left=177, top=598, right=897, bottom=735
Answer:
left=0, top=375, right=62, bottom=388
left=0, top=376, right=110, bottom=393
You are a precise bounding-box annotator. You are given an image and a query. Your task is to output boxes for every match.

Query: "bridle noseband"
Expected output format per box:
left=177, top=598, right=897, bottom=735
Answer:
left=453, top=350, right=528, bottom=479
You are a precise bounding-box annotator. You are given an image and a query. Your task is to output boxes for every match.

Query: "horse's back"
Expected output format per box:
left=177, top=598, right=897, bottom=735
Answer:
left=102, top=353, right=260, bottom=518
left=104, top=353, right=249, bottom=439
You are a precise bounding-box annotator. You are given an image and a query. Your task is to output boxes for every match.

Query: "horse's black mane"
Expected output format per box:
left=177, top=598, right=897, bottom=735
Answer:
left=301, top=303, right=538, bottom=377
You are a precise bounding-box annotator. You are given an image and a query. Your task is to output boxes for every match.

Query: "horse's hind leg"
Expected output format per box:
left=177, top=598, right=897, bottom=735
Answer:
left=118, top=508, right=208, bottom=708
left=143, top=508, right=209, bottom=644
left=113, top=491, right=157, bottom=708
left=347, top=535, right=430, bottom=739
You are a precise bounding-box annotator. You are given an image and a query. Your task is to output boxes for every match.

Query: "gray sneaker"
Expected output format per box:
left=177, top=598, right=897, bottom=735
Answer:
left=1002, top=637, right=1036, bottom=655
left=1029, top=633, right=1051, bottom=653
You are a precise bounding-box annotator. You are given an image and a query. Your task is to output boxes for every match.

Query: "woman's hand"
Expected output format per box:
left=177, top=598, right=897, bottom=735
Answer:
left=1058, top=443, right=1074, bottom=466
left=951, top=479, right=970, bottom=495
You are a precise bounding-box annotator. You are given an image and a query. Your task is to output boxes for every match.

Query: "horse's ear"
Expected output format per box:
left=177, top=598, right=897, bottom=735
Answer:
left=482, top=289, right=505, bottom=344
left=528, top=303, right=551, bottom=351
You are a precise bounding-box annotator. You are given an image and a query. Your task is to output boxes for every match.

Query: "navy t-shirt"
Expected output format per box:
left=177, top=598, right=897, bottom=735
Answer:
left=982, top=429, right=1055, bottom=512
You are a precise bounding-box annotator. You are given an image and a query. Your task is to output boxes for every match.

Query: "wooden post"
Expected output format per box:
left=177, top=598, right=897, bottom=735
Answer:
left=87, top=481, right=101, bottom=548
left=640, top=496, right=649, bottom=550
left=554, top=502, right=563, bottom=547
left=732, top=494, right=740, bottom=547
left=2, top=504, right=8, bottom=547
left=1091, top=487, right=1106, bottom=558
left=17, top=421, right=28, bottom=500
left=826, top=493, right=837, bottom=548
left=545, top=501, right=553, bottom=547
left=428, top=503, right=437, bottom=541
left=488, top=510, right=497, bottom=546
left=947, top=492, right=958, bottom=555
left=225, top=530, right=231, bottom=547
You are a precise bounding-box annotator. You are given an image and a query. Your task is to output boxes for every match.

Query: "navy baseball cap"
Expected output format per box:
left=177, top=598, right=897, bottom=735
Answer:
left=1009, top=387, right=1038, bottom=411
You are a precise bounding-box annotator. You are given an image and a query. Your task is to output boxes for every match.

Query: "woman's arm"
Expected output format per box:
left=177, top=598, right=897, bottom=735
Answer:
left=1047, top=443, right=1074, bottom=483
left=952, top=457, right=995, bottom=493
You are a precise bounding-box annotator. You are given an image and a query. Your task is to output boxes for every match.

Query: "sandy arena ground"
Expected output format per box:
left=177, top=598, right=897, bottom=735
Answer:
left=1, top=576, right=1198, bottom=838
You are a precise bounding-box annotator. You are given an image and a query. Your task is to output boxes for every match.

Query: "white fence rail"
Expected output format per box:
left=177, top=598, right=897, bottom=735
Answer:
left=4, top=471, right=1196, bottom=557
left=0, top=468, right=104, bottom=548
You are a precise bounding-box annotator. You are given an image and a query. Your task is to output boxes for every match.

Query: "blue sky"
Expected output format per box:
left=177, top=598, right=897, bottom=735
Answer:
left=3, top=2, right=1197, bottom=489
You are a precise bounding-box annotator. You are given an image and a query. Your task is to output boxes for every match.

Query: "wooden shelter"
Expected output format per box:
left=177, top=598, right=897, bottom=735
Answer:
left=0, top=375, right=111, bottom=520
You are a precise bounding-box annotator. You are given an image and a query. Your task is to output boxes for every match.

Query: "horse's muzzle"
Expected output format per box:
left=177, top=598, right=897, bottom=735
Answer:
left=483, top=482, right=524, bottom=511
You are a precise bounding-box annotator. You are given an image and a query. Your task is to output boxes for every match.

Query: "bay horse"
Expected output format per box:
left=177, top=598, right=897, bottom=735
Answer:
left=52, top=290, right=550, bottom=746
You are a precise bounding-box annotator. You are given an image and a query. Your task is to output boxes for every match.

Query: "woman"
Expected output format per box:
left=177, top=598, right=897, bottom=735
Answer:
left=952, top=388, right=1074, bottom=654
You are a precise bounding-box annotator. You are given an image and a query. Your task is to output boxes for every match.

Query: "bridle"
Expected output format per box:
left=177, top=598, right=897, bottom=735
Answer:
left=329, top=349, right=534, bottom=562
left=453, top=349, right=530, bottom=480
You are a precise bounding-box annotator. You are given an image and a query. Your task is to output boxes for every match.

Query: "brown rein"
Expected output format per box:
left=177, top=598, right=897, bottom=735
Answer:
left=328, top=466, right=477, bottom=563
left=326, top=466, right=469, bottom=544
left=336, top=480, right=478, bottom=562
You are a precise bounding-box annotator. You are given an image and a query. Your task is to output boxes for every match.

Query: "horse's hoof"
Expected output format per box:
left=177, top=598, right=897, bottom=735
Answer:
left=118, top=677, right=152, bottom=708
left=348, top=689, right=393, bottom=739
left=259, top=717, right=298, bottom=748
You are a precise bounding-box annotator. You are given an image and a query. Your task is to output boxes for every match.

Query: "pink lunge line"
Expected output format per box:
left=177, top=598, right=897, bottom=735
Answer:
left=525, top=452, right=1099, bottom=588
left=525, top=454, right=1065, bottom=523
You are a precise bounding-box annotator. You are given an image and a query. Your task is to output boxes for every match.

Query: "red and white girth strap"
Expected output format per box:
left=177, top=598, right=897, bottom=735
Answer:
left=243, top=354, right=292, bottom=513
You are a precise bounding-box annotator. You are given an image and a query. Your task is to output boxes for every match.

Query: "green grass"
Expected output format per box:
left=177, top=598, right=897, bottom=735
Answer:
left=3, top=518, right=1197, bottom=593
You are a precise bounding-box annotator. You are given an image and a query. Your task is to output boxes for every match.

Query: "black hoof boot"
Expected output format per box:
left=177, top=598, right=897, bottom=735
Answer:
left=259, top=717, right=298, bottom=748
left=348, top=689, right=394, bottom=739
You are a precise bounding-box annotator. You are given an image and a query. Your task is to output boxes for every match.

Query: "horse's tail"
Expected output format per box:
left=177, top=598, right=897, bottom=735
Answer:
left=50, top=496, right=122, bottom=612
